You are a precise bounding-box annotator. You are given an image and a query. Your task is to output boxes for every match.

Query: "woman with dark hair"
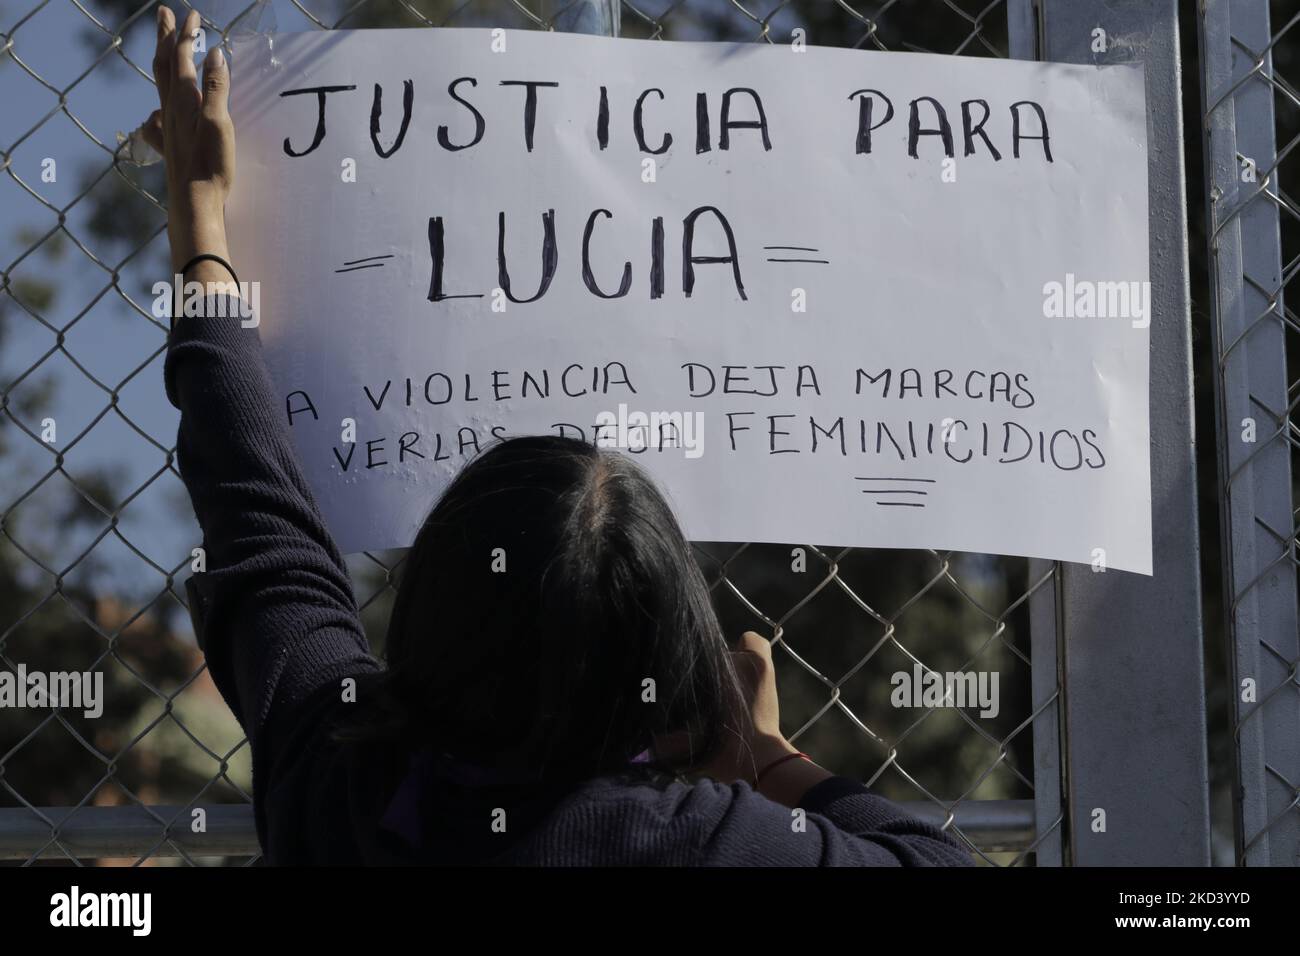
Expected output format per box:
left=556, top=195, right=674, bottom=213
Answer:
left=150, top=7, right=971, bottom=865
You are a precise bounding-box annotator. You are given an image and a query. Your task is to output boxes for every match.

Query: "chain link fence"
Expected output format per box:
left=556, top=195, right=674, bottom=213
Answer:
left=2, top=0, right=1071, bottom=867
left=1200, top=0, right=1300, bottom=867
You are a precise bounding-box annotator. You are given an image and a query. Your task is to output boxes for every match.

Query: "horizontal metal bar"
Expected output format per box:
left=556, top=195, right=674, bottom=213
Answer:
left=0, top=806, right=260, bottom=862
left=907, top=800, right=1038, bottom=853
left=0, top=800, right=1036, bottom=861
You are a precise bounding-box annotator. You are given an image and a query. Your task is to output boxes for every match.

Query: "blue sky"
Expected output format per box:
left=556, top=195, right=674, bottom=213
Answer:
left=3, top=0, right=197, bottom=606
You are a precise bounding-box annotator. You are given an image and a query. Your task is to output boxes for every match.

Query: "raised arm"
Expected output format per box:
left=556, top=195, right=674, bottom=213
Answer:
left=149, top=7, right=379, bottom=775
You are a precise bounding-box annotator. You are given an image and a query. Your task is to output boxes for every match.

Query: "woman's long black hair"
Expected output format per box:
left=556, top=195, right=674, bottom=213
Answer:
left=337, top=435, right=747, bottom=782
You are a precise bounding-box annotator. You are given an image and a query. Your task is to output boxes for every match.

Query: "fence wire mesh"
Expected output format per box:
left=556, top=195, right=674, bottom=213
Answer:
left=0, top=0, right=1059, bottom=866
left=1200, top=0, right=1300, bottom=867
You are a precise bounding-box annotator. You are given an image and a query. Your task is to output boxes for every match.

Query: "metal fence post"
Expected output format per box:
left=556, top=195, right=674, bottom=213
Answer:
left=1006, top=0, right=1066, bottom=869
left=1039, top=0, right=1212, bottom=865
left=1199, top=0, right=1300, bottom=867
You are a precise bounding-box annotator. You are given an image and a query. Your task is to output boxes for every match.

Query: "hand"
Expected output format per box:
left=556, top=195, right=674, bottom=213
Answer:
left=697, top=631, right=799, bottom=785
left=145, top=6, right=235, bottom=280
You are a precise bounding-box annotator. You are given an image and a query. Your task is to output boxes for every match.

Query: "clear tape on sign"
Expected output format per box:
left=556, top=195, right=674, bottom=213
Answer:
left=116, top=0, right=278, bottom=167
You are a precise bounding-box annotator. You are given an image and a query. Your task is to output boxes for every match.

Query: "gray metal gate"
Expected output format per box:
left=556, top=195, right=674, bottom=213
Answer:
left=1200, top=0, right=1300, bottom=867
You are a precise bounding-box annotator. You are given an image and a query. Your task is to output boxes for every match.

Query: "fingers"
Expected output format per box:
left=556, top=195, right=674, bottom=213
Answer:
left=172, top=8, right=202, bottom=113
left=201, top=46, right=229, bottom=123
left=141, top=110, right=164, bottom=154
left=733, top=633, right=783, bottom=744
left=737, top=630, right=772, bottom=662
left=731, top=632, right=773, bottom=690
left=152, top=5, right=175, bottom=111
left=730, top=634, right=773, bottom=705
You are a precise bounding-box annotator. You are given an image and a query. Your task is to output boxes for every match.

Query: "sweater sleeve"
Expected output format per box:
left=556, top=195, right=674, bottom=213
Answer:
left=798, top=775, right=975, bottom=865
left=164, top=294, right=381, bottom=778
left=687, top=775, right=974, bottom=866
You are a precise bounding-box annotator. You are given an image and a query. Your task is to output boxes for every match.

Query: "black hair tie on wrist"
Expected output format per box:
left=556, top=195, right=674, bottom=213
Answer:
left=173, top=254, right=241, bottom=331
left=180, top=253, right=239, bottom=287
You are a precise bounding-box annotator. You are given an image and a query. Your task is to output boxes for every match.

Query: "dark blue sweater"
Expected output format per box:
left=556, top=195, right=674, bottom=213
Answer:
left=166, top=295, right=974, bottom=866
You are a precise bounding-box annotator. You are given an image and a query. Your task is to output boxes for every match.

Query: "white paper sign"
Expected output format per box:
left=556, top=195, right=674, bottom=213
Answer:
left=226, top=29, right=1152, bottom=574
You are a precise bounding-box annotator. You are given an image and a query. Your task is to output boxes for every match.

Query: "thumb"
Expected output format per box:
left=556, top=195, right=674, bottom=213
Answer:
left=140, top=110, right=164, bottom=155
left=736, top=630, right=772, bottom=662
left=201, top=46, right=229, bottom=120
